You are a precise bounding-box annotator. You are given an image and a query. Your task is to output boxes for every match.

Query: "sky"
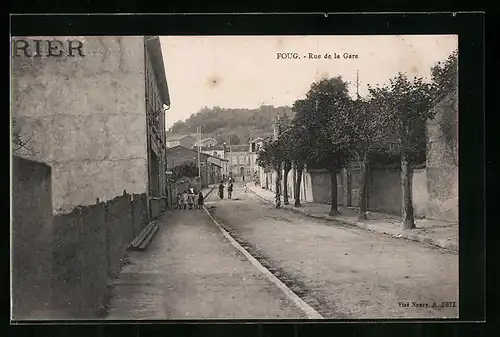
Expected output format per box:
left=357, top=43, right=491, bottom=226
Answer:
left=160, top=35, right=457, bottom=127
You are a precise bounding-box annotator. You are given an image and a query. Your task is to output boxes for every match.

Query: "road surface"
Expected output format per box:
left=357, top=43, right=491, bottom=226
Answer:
left=204, top=182, right=459, bottom=319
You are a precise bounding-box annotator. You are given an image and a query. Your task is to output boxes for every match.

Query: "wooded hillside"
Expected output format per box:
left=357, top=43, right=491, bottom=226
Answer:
left=168, top=105, right=294, bottom=145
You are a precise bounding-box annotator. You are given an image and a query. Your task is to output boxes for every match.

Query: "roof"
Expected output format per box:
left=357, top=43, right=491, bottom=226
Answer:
left=199, top=145, right=225, bottom=151
left=166, top=145, right=210, bottom=159
left=167, top=145, right=228, bottom=162
left=250, top=137, right=264, bottom=143
left=166, top=134, right=193, bottom=142
left=144, top=36, right=170, bottom=106
left=198, top=137, right=218, bottom=142
left=229, top=145, right=250, bottom=152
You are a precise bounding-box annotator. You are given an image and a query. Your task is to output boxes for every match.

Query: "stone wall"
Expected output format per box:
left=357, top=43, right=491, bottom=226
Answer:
left=368, top=167, right=403, bottom=215
left=11, top=36, right=149, bottom=213
left=309, top=169, right=332, bottom=204
left=11, top=156, right=53, bottom=319
left=289, top=164, right=429, bottom=219
left=12, top=155, right=149, bottom=320
left=50, top=192, right=148, bottom=319
left=426, top=93, right=458, bottom=222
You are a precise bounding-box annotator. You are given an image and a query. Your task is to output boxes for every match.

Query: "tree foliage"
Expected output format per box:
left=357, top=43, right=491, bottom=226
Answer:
left=299, top=77, right=352, bottom=171
left=169, top=105, right=294, bottom=143
left=431, top=49, right=458, bottom=102
left=257, top=140, right=282, bottom=172
left=368, top=73, right=435, bottom=166
left=253, top=51, right=455, bottom=227
left=173, top=161, right=199, bottom=179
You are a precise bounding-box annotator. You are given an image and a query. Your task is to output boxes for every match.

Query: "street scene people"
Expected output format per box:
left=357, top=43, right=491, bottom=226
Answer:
left=219, top=182, right=224, bottom=199
left=197, top=191, right=204, bottom=209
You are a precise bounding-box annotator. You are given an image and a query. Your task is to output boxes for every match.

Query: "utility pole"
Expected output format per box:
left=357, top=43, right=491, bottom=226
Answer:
left=197, top=125, right=201, bottom=181
left=229, top=136, right=232, bottom=180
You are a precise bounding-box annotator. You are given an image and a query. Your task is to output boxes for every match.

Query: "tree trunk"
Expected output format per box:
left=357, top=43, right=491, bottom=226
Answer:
left=275, top=164, right=281, bottom=208
left=329, top=170, right=339, bottom=216
left=401, top=152, right=415, bottom=229
left=294, top=164, right=303, bottom=207
left=283, top=163, right=291, bottom=205
left=358, top=153, right=369, bottom=220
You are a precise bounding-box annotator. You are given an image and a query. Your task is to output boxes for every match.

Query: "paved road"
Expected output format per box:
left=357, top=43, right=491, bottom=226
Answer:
left=105, top=200, right=306, bottom=319
left=205, top=183, right=459, bottom=319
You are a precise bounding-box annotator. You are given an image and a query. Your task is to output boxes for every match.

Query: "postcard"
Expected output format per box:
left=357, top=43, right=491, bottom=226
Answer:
left=11, top=34, right=459, bottom=320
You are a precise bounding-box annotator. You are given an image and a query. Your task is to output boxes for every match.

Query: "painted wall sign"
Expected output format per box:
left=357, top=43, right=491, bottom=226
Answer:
left=12, top=39, right=85, bottom=57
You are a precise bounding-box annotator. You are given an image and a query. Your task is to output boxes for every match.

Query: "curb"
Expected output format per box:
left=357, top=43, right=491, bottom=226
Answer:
left=203, top=185, right=216, bottom=199
left=203, top=205, right=324, bottom=319
left=247, top=188, right=458, bottom=253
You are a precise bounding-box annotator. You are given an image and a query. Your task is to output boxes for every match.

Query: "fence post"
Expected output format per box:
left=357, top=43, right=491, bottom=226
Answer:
left=104, top=202, right=111, bottom=280
left=130, top=195, right=136, bottom=239
left=346, top=168, right=352, bottom=207
left=77, top=208, right=85, bottom=317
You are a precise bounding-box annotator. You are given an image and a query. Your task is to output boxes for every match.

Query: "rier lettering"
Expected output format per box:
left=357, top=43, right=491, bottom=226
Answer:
left=12, top=39, right=86, bottom=58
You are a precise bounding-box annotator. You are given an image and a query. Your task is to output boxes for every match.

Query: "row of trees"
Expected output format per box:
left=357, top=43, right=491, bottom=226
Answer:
left=257, top=51, right=457, bottom=229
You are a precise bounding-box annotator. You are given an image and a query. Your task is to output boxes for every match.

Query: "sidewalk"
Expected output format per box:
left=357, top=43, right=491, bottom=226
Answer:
left=106, top=192, right=305, bottom=319
left=247, top=184, right=458, bottom=252
left=201, top=184, right=217, bottom=199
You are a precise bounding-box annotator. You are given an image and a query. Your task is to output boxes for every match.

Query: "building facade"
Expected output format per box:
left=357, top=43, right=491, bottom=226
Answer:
left=227, top=144, right=251, bottom=179
left=11, top=36, right=170, bottom=214
left=195, top=136, right=218, bottom=147
left=249, top=137, right=266, bottom=182
left=166, top=145, right=214, bottom=188
left=200, top=145, right=228, bottom=179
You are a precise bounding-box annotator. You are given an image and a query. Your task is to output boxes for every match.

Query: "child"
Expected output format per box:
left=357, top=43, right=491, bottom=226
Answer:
left=182, top=190, right=188, bottom=210
left=176, top=193, right=182, bottom=209
left=197, top=191, right=204, bottom=209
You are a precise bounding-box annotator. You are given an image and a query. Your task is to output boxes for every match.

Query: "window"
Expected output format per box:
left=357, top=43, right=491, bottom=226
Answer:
left=251, top=143, right=256, bottom=152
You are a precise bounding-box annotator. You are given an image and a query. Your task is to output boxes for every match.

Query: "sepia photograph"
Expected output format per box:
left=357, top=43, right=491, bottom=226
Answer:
left=11, top=34, right=458, bottom=321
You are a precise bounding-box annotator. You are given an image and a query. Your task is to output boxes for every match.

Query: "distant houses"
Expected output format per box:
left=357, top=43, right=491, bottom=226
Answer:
left=166, top=134, right=196, bottom=148
left=166, top=145, right=228, bottom=188
left=195, top=136, right=219, bottom=148
left=166, top=132, right=275, bottom=182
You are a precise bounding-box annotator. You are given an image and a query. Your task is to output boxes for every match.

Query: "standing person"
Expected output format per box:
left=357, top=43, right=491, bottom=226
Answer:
left=176, top=192, right=182, bottom=209
left=182, top=190, right=188, bottom=210
left=197, top=191, right=204, bottom=209
left=188, top=190, right=194, bottom=210
left=228, top=182, right=233, bottom=199
left=218, top=182, right=224, bottom=199
left=194, top=191, right=199, bottom=209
